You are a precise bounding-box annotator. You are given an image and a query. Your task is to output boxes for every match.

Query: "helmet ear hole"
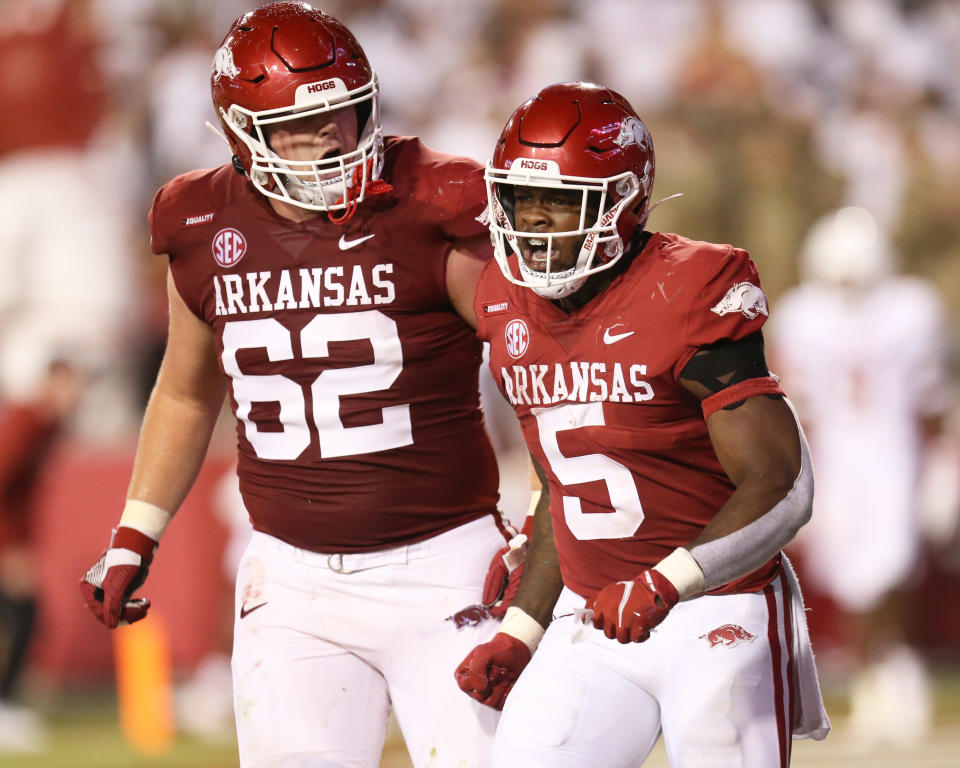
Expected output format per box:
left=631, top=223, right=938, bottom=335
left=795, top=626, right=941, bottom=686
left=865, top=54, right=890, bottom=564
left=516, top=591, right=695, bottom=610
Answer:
left=232, top=155, right=246, bottom=176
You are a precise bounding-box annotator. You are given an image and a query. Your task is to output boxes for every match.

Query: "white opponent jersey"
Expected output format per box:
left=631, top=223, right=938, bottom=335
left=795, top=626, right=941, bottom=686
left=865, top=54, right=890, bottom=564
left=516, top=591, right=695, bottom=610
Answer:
left=768, top=275, right=948, bottom=609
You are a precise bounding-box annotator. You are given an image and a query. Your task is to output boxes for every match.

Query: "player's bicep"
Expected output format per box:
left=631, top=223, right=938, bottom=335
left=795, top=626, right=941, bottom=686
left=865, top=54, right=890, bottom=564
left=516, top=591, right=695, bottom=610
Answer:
left=155, top=267, right=226, bottom=410
left=679, top=332, right=796, bottom=490
left=705, top=395, right=800, bottom=491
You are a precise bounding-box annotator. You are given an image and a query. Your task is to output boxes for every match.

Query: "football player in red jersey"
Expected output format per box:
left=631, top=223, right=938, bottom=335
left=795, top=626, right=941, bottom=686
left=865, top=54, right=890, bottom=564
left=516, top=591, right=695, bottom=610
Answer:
left=77, top=3, right=518, bottom=766
left=455, top=83, right=831, bottom=766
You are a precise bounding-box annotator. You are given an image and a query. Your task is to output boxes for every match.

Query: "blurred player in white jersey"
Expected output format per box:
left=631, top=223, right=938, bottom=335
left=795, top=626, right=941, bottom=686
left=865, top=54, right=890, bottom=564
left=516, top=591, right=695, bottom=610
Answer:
left=769, top=206, right=951, bottom=747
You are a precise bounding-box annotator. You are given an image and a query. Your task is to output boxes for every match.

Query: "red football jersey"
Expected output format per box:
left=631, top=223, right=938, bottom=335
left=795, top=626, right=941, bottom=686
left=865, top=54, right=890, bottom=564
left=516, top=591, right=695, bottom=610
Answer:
left=475, top=233, right=780, bottom=599
left=150, top=137, right=499, bottom=552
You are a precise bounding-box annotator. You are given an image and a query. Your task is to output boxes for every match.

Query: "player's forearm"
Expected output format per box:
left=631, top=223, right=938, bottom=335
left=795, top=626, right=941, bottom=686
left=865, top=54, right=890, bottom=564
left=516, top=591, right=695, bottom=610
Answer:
left=690, top=462, right=803, bottom=550
left=511, top=484, right=562, bottom=628
left=125, top=383, right=224, bottom=516
left=687, top=429, right=812, bottom=589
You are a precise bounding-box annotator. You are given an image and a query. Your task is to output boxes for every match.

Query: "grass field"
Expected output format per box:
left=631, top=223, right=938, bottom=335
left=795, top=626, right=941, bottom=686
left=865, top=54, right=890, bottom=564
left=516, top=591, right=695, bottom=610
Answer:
left=5, top=668, right=960, bottom=768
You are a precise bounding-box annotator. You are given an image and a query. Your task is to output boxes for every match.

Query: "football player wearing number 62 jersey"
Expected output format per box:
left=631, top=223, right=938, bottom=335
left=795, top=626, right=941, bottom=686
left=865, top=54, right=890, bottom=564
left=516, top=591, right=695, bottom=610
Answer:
left=455, top=82, right=832, bottom=766
left=77, top=4, right=520, bottom=767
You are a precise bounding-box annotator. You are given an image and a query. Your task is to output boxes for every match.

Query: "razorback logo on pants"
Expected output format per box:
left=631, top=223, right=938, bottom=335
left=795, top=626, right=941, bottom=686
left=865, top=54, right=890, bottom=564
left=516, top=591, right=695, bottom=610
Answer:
left=698, top=623, right=756, bottom=648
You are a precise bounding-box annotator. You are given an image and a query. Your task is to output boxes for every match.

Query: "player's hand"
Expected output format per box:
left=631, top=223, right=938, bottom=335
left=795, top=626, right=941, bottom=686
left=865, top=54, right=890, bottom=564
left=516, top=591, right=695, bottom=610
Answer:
left=481, top=532, right=528, bottom=619
left=78, top=526, right=158, bottom=629
left=587, top=569, right=679, bottom=644
left=455, top=632, right=531, bottom=710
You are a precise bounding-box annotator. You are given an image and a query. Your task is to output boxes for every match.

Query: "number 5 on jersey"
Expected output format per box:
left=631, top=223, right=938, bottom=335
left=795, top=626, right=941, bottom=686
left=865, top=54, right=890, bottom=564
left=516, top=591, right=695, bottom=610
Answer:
left=533, top=402, right=645, bottom=540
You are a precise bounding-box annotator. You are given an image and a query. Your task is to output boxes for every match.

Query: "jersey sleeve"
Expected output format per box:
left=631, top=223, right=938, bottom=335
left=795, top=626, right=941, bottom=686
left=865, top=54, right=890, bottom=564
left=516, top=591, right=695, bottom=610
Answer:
left=147, top=173, right=193, bottom=259
left=441, top=161, right=493, bottom=262
left=675, top=247, right=770, bottom=379
left=473, top=259, right=506, bottom=344
left=144, top=173, right=210, bottom=321
left=148, top=183, right=170, bottom=256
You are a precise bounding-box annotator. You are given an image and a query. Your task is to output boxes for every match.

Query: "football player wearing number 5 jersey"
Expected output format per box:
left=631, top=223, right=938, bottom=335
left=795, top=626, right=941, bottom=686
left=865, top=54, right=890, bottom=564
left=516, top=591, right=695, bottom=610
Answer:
left=456, top=82, right=832, bottom=766
left=77, top=4, right=515, bottom=767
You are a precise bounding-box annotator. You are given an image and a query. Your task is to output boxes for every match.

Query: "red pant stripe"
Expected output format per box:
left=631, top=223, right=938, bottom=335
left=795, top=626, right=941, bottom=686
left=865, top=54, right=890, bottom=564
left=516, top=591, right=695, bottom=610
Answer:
left=781, top=569, right=796, bottom=764
left=764, top=574, right=790, bottom=767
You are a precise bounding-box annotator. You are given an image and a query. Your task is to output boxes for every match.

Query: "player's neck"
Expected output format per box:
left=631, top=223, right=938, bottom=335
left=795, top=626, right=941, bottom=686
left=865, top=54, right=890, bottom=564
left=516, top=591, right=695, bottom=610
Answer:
left=552, top=231, right=651, bottom=313
left=268, top=196, right=322, bottom=224
left=553, top=272, right=617, bottom=313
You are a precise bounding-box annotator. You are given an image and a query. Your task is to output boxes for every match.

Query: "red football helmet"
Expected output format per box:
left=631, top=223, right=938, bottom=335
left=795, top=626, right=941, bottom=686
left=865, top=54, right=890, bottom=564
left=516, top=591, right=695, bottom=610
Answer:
left=210, top=2, right=384, bottom=216
left=486, top=82, right=655, bottom=299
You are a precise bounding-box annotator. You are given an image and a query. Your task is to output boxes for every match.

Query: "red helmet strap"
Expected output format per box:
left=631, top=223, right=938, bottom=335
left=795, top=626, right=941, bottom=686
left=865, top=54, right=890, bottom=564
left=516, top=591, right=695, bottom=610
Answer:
left=327, top=158, right=393, bottom=225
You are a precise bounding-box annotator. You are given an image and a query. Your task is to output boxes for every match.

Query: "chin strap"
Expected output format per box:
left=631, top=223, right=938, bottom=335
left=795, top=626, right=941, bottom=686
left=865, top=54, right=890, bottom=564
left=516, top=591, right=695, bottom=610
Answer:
left=327, top=196, right=358, bottom=225
left=328, top=159, right=393, bottom=225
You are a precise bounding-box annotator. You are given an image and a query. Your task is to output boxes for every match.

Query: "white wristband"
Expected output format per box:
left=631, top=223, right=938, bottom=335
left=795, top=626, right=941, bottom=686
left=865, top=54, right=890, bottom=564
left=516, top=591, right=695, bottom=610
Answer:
left=500, top=606, right=545, bottom=653
left=119, top=499, right=173, bottom=543
left=653, top=547, right=706, bottom=601
left=526, top=490, right=542, bottom=517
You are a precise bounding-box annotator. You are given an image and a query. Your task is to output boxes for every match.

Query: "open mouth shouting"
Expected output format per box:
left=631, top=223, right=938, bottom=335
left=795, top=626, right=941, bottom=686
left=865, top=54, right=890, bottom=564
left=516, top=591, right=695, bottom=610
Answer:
left=518, top=233, right=583, bottom=279
left=520, top=236, right=553, bottom=272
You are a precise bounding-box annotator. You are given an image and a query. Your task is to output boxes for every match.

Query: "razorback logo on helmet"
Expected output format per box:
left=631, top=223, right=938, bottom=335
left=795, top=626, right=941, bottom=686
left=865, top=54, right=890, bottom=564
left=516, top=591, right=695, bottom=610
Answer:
left=710, top=282, right=769, bottom=320
left=698, top=623, right=756, bottom=649
left=614, top=117, right=650, bottom=150
left=505, top=319, right=530, bottom=359
left=212, top=44, right=240, bottom=80
left=212, top=227, right=247, bottom=268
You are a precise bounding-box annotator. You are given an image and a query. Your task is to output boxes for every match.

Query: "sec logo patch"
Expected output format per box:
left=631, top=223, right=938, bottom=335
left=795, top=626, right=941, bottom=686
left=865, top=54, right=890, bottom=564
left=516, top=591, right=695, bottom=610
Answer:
left=212, top=227, right=247, bottom=268
left=505, top=319, right=529, bottom=359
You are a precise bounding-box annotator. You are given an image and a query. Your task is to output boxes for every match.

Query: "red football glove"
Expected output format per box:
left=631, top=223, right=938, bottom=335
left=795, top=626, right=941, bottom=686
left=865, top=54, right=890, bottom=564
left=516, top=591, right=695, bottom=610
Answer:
left=78, top=526, right=157, bottom=629
left=455, top=632, right=531, bottom=710
left=481, top=529, right=529, bottom=619
left=587, top=569, right=679, bottom=644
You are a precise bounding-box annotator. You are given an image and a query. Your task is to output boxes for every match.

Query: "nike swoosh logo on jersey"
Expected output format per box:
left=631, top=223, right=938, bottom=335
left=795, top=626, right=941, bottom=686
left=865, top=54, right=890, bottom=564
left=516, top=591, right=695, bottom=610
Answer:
left=240, top=601, right=268, bottom=619
left=603, top=328, right=635, bottom=344
left=338, top=233, right=376, bottom=250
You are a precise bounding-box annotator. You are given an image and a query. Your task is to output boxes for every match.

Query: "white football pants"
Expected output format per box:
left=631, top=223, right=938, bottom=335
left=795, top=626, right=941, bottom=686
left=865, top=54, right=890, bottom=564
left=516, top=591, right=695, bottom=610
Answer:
left=232, top=516, right=504, bottom=768
left=493, top=566, right=828, bottom=768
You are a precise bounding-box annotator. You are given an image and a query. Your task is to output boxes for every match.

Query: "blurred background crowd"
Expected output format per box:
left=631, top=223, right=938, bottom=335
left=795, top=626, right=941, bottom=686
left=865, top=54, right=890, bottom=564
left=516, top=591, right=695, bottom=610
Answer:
left=0, top=0, right=959, bottom=762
